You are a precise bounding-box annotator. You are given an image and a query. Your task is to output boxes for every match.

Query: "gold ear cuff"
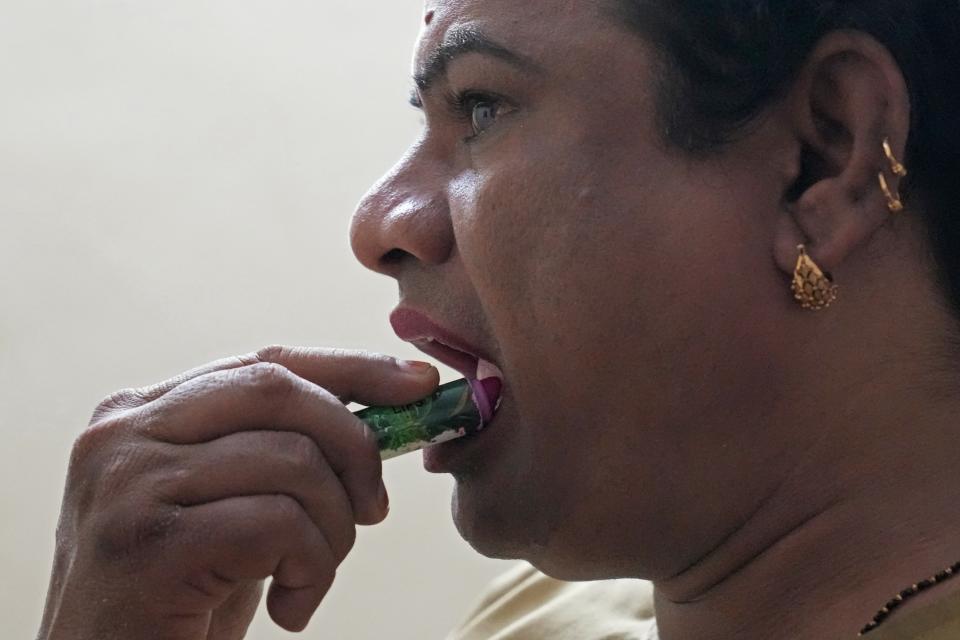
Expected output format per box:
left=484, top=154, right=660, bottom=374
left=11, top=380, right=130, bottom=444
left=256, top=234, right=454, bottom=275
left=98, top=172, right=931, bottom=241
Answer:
left=879, top=137, right=908, bottom=214
left=878, top=173, right=904, bottom=213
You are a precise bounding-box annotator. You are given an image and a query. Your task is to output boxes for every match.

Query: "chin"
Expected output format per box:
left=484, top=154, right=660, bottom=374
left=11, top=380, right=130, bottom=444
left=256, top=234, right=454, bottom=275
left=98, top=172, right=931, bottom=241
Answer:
left=448, top=476, right=540, bottom=561
left=450, top=477, right=642, bottom=582
left=526, top=557, right=629, bottom=582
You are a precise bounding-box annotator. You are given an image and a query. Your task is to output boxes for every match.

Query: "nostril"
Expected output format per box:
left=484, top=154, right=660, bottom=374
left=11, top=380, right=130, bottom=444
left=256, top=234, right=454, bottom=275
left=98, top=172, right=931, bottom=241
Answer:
left=350, top=183, right=455, bottom=274
left=382, top=248, right=409, bottom=266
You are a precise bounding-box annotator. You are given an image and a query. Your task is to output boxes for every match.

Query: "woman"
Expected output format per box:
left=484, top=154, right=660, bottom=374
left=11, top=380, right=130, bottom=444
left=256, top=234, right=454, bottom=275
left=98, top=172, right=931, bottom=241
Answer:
left=37, top=1, right=960, bottom=639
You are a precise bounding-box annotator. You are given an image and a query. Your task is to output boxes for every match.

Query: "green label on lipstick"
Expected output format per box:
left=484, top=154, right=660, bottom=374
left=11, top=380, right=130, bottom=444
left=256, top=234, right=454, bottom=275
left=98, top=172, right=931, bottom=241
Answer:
left=355, top=378, right=483, bottom=460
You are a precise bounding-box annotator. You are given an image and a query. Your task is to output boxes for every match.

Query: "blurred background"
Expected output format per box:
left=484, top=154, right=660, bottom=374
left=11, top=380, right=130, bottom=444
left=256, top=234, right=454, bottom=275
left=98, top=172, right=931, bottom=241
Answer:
left=0, top=1, right=512, bottom=637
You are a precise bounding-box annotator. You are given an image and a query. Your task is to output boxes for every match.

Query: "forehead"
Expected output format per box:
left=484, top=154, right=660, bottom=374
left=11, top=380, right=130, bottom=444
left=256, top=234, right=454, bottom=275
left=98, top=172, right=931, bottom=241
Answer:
left=417, top=0, right=610, bottom=64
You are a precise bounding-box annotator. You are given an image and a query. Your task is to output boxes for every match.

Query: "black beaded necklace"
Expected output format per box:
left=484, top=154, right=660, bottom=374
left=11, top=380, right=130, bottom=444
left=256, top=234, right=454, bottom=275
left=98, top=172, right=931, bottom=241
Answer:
left=858, top=560, right=960, bottom=636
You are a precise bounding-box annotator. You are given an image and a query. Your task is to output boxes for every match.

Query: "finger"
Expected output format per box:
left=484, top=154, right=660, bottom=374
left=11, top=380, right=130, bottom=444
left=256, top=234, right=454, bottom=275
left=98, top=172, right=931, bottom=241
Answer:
left=91, top=354, right=257, bottom=423
left=267, top=575, right=325, bottom=634
left=139, top=363, right=386, bottom=524
left=165, top=431, right=357, bottom=562
left=179, top=495, right=337, bottom=633
left=253, top=345, right=440, bottom=406
left=91, top=346, right=438, bottom=424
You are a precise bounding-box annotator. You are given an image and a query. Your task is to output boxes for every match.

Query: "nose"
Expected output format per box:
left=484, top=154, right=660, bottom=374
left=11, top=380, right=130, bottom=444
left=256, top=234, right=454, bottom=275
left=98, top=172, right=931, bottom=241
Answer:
left=350, top=140, right=456, bottom=278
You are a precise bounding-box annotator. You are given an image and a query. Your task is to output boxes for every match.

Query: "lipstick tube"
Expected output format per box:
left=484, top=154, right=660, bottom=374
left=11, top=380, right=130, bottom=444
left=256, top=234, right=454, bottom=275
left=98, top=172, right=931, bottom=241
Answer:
left=355, top=378, right=484, bottom=460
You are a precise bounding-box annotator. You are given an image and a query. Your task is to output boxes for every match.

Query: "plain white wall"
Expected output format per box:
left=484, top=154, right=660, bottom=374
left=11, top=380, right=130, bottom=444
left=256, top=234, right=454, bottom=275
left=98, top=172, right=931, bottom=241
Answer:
left=0, top=2, right=513, bottom=637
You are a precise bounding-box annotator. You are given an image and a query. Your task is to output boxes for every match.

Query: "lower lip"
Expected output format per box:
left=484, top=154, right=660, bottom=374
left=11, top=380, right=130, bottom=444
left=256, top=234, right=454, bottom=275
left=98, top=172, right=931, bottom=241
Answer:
left=422, top=400, right=505, bottom=473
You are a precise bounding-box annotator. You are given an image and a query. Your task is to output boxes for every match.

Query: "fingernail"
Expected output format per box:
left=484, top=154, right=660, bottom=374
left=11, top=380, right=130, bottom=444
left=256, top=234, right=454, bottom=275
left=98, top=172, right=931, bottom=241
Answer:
left=398, top=359, right=434, bottom=374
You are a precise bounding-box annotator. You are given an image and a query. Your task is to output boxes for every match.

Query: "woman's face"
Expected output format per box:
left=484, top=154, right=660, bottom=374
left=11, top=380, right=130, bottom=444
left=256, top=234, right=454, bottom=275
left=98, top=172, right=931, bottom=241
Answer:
left=351, top=0, right=795, bottom=579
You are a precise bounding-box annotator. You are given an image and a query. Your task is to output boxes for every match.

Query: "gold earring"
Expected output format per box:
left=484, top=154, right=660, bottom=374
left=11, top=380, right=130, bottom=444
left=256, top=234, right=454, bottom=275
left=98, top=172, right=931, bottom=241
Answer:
left=879, top=172, right=904, bottom=213
left=883, top=138, right=908, bottom=177
left=791, top=244, right=839, bottom=311
left=879, top=137, right=907, bottom=214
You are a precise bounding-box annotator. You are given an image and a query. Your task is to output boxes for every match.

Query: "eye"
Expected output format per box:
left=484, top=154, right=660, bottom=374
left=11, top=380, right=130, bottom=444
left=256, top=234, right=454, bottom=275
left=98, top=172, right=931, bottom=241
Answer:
left=470, top=99, right=500, bottom=137
left=447, top=90, right=510, bottom=142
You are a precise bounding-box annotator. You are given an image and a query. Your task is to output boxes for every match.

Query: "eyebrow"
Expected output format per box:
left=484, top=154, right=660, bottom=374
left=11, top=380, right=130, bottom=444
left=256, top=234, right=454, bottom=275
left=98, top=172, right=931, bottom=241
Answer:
left=410, top=26, right=542, bottom=105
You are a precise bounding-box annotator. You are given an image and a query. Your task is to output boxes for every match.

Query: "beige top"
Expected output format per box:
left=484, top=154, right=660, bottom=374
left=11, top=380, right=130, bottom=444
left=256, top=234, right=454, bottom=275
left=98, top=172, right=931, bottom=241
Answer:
left=446, top=563, right=960, bottom=640
left=446, top=563, right=658, bottom=640
left=869, top=586, right=960, bottom=640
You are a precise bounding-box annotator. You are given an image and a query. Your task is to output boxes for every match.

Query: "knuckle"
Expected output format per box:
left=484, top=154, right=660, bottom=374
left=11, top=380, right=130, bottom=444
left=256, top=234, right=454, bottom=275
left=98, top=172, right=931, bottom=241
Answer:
left=246, top=362, right=297, bottom=400
left=70, top=417, right=124, bottom=470
left=255, top=344, right=288, bottom=363
left=278, top=432, right=324, bottom=471
left=67, top=421, right=122, bottom=516
left=330, top=347, right=387, bottom=369
left=91, top=388, right=139, bottom=422
left=131, top=378, right=177, bottom=403
left=324, top=346, right=356, bottom=361
left=270, top=494, right=307, bottom=527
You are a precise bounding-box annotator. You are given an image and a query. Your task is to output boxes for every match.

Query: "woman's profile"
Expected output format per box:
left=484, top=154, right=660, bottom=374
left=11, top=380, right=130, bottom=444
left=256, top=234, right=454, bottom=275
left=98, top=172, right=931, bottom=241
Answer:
left=36, top=1, right=960, bottom=639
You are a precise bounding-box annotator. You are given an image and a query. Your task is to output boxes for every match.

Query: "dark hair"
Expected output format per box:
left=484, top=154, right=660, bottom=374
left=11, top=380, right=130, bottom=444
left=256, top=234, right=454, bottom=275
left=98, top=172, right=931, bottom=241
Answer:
left=612, top=1, right=960, bottom=315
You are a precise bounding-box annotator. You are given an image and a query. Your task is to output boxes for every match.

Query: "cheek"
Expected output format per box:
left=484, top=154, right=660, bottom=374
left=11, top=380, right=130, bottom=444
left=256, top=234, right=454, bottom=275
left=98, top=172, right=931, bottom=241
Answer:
left=455, top=148, right=651, bottom=435
left=446, top=109, right=788, bottom=568
left=455, top=133, right=770, bottom=449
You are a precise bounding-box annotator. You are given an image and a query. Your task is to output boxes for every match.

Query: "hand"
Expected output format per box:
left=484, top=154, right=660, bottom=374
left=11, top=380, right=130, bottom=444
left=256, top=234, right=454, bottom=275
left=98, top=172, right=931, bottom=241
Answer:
left=37, top=346, right=439, bottom=640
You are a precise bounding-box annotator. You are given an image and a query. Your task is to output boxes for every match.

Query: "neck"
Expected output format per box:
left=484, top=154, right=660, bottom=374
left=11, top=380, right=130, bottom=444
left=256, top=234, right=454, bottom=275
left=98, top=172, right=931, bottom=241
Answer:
left=651, top=374, right=960, bottom=640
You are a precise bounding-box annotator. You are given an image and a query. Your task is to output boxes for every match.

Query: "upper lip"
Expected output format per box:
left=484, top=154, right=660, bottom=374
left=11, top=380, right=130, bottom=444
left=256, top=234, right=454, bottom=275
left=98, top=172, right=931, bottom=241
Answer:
left=390, top=306, right=492, bottom=380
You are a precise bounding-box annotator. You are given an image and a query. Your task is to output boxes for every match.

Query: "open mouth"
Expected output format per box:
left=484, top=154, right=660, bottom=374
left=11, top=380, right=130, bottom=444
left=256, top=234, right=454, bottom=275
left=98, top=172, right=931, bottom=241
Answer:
left=410, top=338, right=504, bottom=424
left=390, top=306, right=505, bottom=425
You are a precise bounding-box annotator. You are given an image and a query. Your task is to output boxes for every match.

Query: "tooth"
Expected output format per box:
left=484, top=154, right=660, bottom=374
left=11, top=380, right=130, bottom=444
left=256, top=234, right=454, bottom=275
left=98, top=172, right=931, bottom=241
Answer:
left=476, top=358, right=503, bottom=381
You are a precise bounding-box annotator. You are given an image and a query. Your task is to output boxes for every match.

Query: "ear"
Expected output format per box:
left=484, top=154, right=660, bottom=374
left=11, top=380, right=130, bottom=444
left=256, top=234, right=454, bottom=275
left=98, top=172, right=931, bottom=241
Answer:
left=773, top=31, right=911, bottom=279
